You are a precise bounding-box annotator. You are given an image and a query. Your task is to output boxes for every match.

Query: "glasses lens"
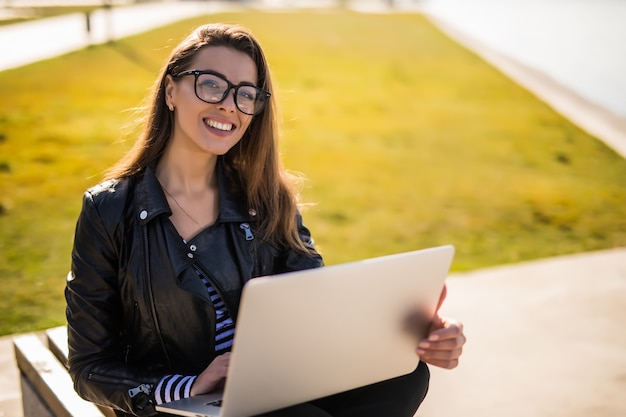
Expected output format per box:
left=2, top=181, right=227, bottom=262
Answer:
left=236, top=86, right=266, bottom=115
left=196, top=73, right=228, bottom=103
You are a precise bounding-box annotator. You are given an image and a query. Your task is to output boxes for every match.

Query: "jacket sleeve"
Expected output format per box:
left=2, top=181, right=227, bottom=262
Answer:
left=65, top=189, right=162, bottom=416
left=277, top=212, right=324, bottom=273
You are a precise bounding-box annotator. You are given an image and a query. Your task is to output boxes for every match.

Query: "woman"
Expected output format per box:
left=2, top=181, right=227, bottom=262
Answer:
left=65, top=23, right=465, bottom=417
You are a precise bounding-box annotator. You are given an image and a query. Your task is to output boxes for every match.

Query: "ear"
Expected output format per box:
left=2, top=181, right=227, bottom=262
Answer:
left=164, top=74, right=176, bottom=109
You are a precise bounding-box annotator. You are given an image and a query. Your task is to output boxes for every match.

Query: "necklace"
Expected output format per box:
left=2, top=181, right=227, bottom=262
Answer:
left=161, top=185, right=201, bottom=226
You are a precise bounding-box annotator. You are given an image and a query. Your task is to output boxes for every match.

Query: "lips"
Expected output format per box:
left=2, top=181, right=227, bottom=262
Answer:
left=205, top=118, right=234, bottom=131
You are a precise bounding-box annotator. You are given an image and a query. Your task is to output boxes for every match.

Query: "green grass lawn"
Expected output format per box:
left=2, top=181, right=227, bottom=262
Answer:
left=1, top=10, right=625, bottom=335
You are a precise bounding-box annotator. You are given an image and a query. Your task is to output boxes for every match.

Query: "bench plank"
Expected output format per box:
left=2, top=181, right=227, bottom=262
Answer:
left=13, top=334, right=105, bottom=417
left=20, top=376, right=55, bottom=417
left=46, top=326, right=69, bottom=369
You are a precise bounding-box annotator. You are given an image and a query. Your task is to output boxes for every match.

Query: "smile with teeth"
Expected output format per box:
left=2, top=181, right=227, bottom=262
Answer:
left=205, top=118, right=234, bottom=131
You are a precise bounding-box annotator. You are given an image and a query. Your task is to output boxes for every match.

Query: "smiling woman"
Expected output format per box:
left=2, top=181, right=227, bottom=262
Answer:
left=64, top=23, right=326, bottom=416
left=63, top=21, right=466, bottom=417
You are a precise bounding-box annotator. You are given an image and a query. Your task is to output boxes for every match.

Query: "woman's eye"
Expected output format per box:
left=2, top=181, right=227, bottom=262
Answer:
left=238, top=88, right=257, bottom=101
left=200, top=80, right=221, bottom=90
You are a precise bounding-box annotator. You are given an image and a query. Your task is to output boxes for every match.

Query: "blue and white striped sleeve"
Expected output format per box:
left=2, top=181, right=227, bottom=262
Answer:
left=153, top=374, right=197, bottom=405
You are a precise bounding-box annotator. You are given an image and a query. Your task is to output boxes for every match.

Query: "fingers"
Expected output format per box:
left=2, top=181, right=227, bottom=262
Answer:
left=430, top=325, right=463, bottom=344
left=211, top=352, right=231, bottom=377
left=214, top=352, right=231, bottom=363
left=417, top=317, right=467, bottom=370
left=416, top=337, right=465, bottom=359
left=418, top=334, right=465, bottom=351
left=416, top=341, right=464, bottom=369
left=420, top=356, right=460, bottom=370
left=428, top=316, right=463, bottom=339
left=191, top=353, right=232, bottom=396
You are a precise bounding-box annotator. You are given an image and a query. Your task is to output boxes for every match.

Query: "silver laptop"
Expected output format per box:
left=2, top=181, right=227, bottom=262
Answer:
left=156, top=245, right=454, bottom=417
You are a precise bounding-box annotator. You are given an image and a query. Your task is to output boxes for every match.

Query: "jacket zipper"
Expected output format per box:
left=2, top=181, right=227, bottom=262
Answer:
left=88, top=371, right=153, bottom=410
left=241, top=222, right=258, bottom=279
left=128, top=383, right=152, bottom=398
left=87, top=372, right=146, bottom=388
left=142, top=224, right=172, bottom=369
left=240, top=223, right=254, bottom=241
left=124, top=301, right=139, bottom=363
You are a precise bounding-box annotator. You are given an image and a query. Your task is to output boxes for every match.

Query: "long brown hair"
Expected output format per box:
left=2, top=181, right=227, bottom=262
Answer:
left=106, top=23, right=314, bottom=254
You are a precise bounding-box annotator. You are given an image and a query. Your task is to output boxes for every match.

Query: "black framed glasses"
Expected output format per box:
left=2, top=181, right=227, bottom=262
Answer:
left=175, top=69, right=271, bottom=116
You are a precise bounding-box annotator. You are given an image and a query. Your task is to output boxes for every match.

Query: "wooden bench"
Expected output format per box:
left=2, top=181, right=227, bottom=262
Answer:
left=13, top=326, right=115, bottom=417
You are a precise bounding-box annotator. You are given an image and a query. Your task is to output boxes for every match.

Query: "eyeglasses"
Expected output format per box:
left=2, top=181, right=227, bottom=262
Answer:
left=175, top=69, right=271, bottom=116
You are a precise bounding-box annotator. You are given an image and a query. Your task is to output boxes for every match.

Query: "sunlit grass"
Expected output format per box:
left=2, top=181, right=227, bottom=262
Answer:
left=1, top=10, right=625, bottom=335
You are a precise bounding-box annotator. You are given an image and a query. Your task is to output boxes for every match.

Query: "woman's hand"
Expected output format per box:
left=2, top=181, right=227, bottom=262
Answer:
left=416, top=282, right=466, bottom=369
left=417, top=315, right=465, bottom=369
left=190, top=353, right=231, bottom=396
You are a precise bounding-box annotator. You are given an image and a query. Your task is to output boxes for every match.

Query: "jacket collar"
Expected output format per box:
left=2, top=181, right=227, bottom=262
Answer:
left=135, top=157, right=257, bottom=226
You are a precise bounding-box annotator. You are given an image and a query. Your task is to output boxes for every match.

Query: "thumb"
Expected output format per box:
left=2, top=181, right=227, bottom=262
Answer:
left=435, top=282, right=447, bottom=313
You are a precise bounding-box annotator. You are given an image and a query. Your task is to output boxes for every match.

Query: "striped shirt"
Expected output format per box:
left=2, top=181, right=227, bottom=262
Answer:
left=154, top=266, right=235, bottom=404
left=198, top=268, right=235, bottom=355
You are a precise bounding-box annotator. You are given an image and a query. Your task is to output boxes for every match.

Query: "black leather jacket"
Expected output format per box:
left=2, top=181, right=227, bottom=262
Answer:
left=65, top=161, right=323, bottom=416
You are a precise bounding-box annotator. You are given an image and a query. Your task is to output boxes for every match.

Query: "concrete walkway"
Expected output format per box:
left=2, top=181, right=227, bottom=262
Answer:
left=1, top=2, right=625, bottom=417
left=0, top=334, right=21, bottom=417
left=417, top=248, right=626, bottom=417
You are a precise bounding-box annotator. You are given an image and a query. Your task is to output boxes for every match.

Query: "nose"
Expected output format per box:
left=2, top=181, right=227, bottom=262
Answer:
left=218, top=88, right=237, bottom=112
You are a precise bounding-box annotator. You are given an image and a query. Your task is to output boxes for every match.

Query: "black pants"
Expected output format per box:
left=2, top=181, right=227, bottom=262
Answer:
left=255, top=361, right=429, bottom=417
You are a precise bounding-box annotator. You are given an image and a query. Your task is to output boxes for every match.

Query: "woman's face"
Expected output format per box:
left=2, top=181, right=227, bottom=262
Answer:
left=165, top=46, right=258, bottom=157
